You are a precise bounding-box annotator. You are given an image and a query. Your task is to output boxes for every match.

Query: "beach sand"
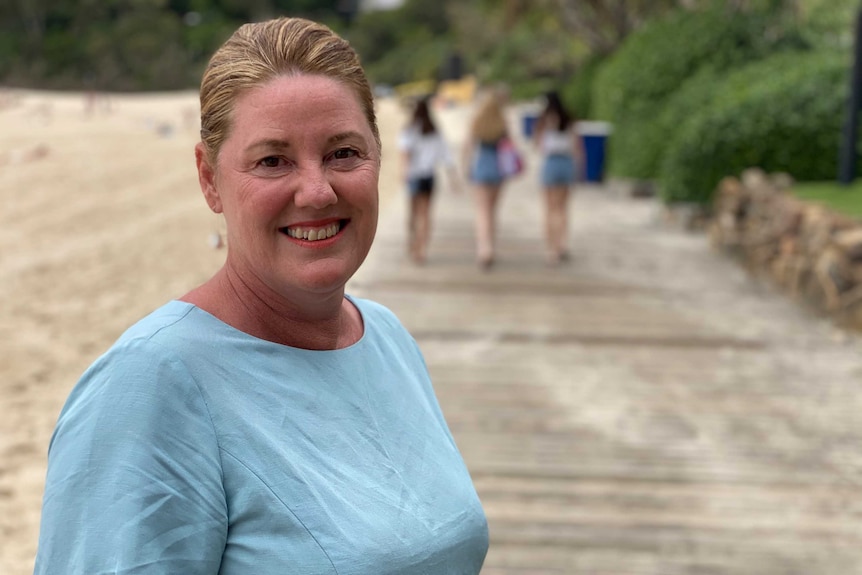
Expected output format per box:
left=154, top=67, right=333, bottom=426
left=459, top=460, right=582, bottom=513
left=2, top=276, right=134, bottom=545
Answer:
left=0, top=88, right=406, bottom=574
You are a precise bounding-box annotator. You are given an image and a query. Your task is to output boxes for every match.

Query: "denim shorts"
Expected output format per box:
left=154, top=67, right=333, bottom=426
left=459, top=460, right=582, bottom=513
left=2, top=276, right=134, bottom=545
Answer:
left=541, top=154, right=576, bottom=186
left=470, top=143, right=503, bottom=185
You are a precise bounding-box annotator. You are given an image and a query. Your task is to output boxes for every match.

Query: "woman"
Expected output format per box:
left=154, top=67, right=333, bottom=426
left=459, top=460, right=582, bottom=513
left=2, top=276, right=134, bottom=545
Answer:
left=533, top=90, right=581, bottom=265
left=398, top=96, right=458, bottom=265
left=463, top=87, right=512, bottom=270
left=34, top=17, right=489, bottom=574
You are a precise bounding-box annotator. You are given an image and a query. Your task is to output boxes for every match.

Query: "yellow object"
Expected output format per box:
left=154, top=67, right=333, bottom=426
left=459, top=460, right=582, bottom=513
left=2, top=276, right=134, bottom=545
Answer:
left=394, top=79, right=436, bottom=102
left=436, top=75, right=477, bottom=105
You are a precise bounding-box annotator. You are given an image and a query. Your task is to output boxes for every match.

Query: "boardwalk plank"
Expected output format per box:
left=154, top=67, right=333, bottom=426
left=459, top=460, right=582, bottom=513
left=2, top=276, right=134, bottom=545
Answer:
left=347, top=103, right=862, bottom=573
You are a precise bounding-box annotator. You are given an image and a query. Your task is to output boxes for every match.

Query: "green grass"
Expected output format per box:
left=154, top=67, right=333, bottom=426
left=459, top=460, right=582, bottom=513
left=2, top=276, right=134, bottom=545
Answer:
left=790, top=180, right=862, bottom=219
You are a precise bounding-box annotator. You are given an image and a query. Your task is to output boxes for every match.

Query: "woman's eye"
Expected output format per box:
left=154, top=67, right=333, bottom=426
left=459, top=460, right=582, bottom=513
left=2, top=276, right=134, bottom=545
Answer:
left=332, top=148, right=358, bottom=160
left=259, top=156, right=282, bottom=168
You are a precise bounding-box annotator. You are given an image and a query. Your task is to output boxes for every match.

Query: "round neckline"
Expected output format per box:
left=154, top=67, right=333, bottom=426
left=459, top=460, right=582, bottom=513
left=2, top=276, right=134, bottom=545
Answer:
left=167, top=295, right=367, bottom=353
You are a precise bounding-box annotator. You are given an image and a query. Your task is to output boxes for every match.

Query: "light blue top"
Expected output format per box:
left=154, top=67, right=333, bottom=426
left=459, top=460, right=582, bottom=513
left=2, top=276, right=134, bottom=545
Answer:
left=35, top=298, right=488, bottom=574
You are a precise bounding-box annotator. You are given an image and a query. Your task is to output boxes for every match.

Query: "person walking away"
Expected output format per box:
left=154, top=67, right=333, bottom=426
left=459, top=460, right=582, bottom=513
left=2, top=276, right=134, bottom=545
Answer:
left=398, top=96, right=459, bottom=265
left=33, top=16, right=489, bottom=575
left=533, top=90, right=582, bottom=265
left=463, top=88, right=512, bottom=270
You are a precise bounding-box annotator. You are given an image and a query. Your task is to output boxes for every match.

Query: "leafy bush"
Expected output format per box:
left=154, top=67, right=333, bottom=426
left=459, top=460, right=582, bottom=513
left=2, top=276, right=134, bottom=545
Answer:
left=801, top=0, right=858, bottom=50
left=561, top=53, right=604, bottom=120
left=650, top=50, right=822, bottom=194
left=591, top=6, right=808, bottom=179
left=659, top=50, right=852, bottom=204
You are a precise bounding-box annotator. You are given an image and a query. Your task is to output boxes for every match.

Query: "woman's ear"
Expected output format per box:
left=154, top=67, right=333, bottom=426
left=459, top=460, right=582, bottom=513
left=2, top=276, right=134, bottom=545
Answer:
left=195, top=142, right=223, bottom=214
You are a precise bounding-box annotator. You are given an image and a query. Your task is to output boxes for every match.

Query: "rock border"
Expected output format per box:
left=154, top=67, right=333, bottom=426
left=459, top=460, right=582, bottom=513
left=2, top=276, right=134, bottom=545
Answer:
left=709, top=167, right=862, bottom=330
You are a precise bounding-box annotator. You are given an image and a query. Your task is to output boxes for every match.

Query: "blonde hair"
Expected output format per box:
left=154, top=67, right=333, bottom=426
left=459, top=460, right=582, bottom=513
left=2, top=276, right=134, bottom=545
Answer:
left=470, top=90, right=508, bottom=144
left=199, top=17, right=380, bottom=161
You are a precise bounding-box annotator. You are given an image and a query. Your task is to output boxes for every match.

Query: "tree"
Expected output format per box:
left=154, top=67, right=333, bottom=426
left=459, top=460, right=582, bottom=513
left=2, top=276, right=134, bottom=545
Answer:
left=552, top=0, right=709, bottom=55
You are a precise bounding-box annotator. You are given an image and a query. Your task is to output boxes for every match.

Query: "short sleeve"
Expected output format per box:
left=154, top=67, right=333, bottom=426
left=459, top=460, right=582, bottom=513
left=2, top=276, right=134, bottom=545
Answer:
left=34, top=338, right=227, bottom=574
left=397, top=127, right=415, bottom=152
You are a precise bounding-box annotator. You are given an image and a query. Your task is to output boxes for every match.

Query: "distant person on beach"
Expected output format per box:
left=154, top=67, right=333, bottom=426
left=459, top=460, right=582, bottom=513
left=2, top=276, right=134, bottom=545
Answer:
left=533, top=90, right=582, bottom=265
left=398, top=96, right=459, bottom=264
left=83, top=72, right=111, bottom=117
left=34, top=17, right=488, bottom=575
left=463, top=87, right=515, bottom=269
left=84, top=89, right=111, bottom=117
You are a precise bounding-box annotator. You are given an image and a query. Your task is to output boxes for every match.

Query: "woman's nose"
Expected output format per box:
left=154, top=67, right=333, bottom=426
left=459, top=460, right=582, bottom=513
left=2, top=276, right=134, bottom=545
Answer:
left=294, top=164, right=337, bottom=209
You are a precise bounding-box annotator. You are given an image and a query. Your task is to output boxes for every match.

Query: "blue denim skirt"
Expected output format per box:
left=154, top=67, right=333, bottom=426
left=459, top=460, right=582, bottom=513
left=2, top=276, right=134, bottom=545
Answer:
left=541, top=154, right=576, bottom=186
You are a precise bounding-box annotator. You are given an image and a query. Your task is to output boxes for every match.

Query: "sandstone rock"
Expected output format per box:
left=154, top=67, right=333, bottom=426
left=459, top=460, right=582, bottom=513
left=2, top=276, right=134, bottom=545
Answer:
left=709, top=169, right=862, bottom=330
left=833, top=228, right=862, bottom=261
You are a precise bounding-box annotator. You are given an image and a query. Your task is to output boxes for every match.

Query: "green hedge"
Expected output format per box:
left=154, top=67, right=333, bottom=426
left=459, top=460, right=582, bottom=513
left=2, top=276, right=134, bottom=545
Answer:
left=561, top=53, right=604, bottom=120
left=659, top=50, right=852, bottom=204
left=591, top=6, right=807, bottom=179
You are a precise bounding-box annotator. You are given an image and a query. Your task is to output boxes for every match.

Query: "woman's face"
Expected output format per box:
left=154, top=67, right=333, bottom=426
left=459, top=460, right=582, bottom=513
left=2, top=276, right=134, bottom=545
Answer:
left=196, top=74, right=379, bottom=301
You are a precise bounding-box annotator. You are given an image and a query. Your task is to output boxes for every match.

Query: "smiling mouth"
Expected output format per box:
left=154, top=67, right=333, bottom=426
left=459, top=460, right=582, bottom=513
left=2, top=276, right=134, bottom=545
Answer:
left=281, top=220, right=344, bottom=242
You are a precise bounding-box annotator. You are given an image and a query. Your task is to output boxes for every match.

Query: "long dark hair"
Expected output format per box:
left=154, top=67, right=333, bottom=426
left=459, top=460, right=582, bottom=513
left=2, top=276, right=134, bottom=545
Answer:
left=412, top=97, right=436, bottom=135
left=542, top=91, right=572, bottom=132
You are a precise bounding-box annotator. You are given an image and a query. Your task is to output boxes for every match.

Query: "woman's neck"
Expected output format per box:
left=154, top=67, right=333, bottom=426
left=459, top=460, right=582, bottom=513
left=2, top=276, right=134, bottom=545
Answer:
left=181, top=267, right=363, bottom=350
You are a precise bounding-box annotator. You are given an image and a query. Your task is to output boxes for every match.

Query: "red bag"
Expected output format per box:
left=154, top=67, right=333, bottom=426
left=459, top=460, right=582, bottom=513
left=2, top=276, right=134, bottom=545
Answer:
left=497, top=137, right=524, bottom=178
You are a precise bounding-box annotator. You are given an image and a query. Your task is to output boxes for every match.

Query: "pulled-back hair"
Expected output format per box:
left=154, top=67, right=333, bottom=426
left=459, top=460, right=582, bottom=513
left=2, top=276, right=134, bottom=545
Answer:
left=469, top=89, right=508, bottom=144
left=541, top=91, right=573, bottom=132
left=411, top=97, right=436, bottom=135
left=199, top=17, right=380, bottom=161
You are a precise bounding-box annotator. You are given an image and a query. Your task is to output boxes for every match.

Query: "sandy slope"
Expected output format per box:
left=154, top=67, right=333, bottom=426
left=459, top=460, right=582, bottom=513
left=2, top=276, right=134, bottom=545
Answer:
left=0, top=88, right=406, bottom=574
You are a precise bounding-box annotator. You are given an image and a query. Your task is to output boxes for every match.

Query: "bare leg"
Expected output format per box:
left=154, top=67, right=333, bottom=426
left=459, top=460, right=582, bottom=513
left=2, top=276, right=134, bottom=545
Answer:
left=545, top=185, right=570, bottom=263
left=474, top=183, right=503, bottom=267
left=407, top=194, right=417, bottom=258
left=412, top=193, right=432, bottom=264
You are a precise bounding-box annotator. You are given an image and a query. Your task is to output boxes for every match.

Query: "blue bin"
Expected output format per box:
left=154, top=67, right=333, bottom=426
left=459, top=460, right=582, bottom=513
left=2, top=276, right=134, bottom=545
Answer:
left=576, top=121, right=612, bottom=183
left=522, top=114, right=539, bottom=138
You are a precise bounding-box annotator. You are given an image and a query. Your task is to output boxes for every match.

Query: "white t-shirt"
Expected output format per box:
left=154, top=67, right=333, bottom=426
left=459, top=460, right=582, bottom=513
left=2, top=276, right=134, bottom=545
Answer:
left=399, top=126, right=454, bottom=179
left=541, top=127, right=575, bottom=157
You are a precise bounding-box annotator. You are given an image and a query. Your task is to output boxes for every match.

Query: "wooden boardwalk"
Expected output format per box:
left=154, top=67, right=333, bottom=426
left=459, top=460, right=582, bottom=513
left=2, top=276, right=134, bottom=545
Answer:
left=349, top=108, right=862, bottom=573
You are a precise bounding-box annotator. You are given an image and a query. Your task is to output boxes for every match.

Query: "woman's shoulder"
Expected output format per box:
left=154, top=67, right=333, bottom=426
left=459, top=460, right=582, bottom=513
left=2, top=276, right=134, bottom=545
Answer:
left=87, top=301, right=203, bottom=375
left=349, top=295, right=402, bottom=327
left=56, top=304, right=215, bottom=448
left=75, top=301, right=217, bottom=400
left=348, top=295, right=426, bottom=364
left=118, top=300, right=198, bottom=339
left=349, top=296, right=421, bottom=347
left=99, top=302, right=212, bottom=360
left=398, top=125, right=419, bottom=147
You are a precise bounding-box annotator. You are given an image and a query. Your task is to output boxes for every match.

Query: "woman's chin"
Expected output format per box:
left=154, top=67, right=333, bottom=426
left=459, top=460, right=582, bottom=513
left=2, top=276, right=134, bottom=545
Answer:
left=290, top=262, right=357, bottom=294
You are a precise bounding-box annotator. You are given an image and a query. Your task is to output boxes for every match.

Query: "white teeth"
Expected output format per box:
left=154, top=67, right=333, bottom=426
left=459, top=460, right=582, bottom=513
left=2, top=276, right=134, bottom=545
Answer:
left=286, top=222, right=340, bottom=241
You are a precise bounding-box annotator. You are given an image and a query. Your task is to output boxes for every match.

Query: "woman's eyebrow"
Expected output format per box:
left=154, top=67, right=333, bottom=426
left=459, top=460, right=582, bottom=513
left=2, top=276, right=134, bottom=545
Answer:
left=246, top=139, right=291, bottom=153
left=329, top=131, right=366, bottom=144
left=246, top=131, right=365, bottom=152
